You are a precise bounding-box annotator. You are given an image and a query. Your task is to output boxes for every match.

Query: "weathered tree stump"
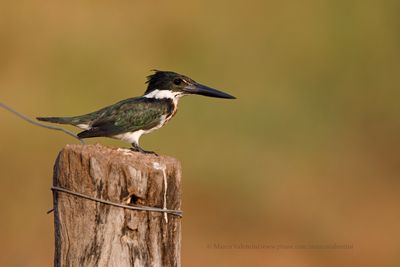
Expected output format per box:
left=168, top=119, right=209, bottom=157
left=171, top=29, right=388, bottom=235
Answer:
left=52, top=144, right=182, bottom=267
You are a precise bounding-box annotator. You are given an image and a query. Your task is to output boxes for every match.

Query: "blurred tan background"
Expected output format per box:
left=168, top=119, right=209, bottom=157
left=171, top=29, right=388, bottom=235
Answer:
left=1, top=0, right=399, bottom=266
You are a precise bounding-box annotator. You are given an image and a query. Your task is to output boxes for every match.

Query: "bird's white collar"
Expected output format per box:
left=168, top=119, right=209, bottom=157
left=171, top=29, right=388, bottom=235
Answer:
left=143, top=89, right=184, bottom=99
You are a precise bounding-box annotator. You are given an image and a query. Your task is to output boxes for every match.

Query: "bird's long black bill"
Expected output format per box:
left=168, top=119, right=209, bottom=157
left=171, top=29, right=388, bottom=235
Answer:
left=184, top=83, right=236, bottom=99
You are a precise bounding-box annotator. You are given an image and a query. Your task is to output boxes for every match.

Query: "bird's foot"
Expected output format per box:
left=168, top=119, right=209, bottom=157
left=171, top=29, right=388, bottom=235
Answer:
left=130, top=144, right=158, bottom=156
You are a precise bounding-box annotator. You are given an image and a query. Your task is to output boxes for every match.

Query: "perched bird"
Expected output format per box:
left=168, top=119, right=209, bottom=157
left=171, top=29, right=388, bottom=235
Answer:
left=37, top=70, right=235, bottom=154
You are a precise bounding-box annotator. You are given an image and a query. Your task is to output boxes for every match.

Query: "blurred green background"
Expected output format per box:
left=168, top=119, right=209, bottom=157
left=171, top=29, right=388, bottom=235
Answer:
left=1, top=0, right=399, bottom=266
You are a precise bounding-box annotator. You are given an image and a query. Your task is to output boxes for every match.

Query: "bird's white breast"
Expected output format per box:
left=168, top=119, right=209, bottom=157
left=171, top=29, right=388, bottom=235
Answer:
left=113, top=115, right=168, bottom=145
left=114, top=130, right=146, bottom=144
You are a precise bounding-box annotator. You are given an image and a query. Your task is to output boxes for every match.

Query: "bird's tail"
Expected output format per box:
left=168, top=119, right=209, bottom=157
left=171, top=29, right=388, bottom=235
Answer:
left=36, top=116, right=75, bottom=125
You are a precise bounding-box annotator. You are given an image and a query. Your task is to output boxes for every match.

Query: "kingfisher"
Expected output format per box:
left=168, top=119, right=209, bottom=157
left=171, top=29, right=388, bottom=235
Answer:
left=37, top=70, right=235, bottom=154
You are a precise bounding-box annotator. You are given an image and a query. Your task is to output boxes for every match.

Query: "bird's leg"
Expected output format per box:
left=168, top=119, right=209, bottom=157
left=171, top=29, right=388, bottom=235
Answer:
left=131, top=143, right=158, bottom=156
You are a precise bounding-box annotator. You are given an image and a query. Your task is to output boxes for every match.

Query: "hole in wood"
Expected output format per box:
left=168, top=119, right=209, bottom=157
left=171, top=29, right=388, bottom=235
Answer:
left=127, top=194, right=140, bottom=205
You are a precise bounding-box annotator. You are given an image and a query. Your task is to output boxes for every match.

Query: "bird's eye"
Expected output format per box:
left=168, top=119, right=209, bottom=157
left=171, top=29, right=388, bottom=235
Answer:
left=173, top=78, right=182, bottom=85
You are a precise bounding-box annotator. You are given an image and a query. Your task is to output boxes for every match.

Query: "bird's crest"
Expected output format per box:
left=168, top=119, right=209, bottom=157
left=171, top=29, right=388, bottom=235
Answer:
left=144, top=70, right=183, bottom=94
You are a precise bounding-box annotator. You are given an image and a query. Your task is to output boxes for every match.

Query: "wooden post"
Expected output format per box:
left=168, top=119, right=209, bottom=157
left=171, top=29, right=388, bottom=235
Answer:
left=52, top=144, right=182, bottom=267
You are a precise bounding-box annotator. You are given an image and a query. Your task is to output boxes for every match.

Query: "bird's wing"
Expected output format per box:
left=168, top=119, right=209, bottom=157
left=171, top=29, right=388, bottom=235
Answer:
left=77, top=98, right=173, bottom=138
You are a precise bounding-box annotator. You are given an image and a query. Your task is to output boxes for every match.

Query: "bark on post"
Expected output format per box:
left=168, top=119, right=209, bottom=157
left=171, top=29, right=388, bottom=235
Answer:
left=52, top=144, right=182, bottom=267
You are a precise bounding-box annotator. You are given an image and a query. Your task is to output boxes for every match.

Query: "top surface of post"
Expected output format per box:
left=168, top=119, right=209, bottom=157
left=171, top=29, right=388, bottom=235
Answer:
left=63, top=143, right=180, bottom=168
